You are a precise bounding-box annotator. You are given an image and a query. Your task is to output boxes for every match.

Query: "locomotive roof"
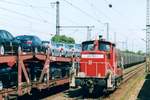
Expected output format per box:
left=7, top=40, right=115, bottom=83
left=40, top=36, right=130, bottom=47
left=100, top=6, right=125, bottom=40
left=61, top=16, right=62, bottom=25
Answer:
left=82, top=40, right=116, bottom=46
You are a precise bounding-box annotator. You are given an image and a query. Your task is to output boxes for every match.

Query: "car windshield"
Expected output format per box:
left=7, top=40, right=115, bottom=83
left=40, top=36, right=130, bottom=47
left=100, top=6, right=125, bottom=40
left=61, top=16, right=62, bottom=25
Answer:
left=55, top=43, right=63, bottom=47
left=42, top=41, right=49, bottom=44
left=65, top=44, right=74, bottom=49
left=75, top=44, right=81, bottom=49
left=82, top=41, right=110, bottom=51
left=6, top=31, right=13, bottom=39
left=16, top=36, right=33, bottom=40
left=0, top=30, right=13, bottom=39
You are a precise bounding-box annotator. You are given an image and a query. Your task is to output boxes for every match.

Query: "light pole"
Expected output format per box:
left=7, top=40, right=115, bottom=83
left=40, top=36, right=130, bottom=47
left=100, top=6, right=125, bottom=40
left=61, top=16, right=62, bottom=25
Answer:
left=104, top=23, right=109, bottom=41
left=114, top=32, right=116, bottom=44
left=146, top=0, right=150, bottom=72
left=141, top=38, right=149, bottom=72
left=51, top=1, right=60, bottom=35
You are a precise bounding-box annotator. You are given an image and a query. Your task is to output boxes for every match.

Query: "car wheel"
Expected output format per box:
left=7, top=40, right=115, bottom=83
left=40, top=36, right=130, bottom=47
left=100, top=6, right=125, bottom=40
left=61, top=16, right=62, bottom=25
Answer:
left=51, top=49, right=54, bottom=56
left=18, top=46, right=22, bottom=55
left=46, top=47, right=50, bottom=54
left=34, top=47, right=38, bottom=54
left=0, top=45, right=4, bottom=55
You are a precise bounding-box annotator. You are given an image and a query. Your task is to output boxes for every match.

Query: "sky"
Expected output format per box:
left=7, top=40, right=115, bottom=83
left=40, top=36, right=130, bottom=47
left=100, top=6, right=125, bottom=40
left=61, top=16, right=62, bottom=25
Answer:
left=0, top=0, right=146, bottom=52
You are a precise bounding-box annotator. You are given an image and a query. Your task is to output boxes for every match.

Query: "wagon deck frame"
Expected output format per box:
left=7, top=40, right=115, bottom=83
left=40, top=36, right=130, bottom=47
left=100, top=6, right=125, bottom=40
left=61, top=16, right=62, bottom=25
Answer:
left=0, top=52, right=79, bottom=99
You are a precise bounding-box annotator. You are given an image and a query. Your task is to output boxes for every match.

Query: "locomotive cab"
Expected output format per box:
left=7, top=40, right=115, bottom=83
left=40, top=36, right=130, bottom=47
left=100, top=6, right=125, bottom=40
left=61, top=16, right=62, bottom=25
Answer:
left=75, top=39, right=123, bottom=94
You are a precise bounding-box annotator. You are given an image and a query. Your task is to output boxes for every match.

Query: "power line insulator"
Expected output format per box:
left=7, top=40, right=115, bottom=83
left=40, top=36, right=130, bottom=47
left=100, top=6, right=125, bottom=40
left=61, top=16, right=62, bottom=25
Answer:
left=109, top=4, right=112, bottom=8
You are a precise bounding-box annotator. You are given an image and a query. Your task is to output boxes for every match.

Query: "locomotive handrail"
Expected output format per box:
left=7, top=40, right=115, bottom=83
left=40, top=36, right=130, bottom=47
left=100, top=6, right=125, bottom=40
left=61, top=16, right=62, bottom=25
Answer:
left=79, top=62, right=105, bottom=64
left=106, top=63, right=115, bottom=74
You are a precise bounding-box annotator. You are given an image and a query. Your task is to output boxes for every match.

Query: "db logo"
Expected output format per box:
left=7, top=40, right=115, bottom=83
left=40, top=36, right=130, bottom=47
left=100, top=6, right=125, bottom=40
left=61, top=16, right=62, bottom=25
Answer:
left=88, top=60, right=92, bottom=65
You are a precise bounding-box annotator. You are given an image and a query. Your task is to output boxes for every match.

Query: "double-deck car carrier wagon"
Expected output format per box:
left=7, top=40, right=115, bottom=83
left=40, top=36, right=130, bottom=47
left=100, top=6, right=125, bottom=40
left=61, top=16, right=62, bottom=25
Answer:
left=0, top=50, right=79, bottom=99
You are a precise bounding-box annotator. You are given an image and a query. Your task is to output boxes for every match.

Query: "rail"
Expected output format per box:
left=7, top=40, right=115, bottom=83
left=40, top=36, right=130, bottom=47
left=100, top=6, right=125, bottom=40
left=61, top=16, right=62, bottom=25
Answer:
left=123, top=63, right=145, bottom=82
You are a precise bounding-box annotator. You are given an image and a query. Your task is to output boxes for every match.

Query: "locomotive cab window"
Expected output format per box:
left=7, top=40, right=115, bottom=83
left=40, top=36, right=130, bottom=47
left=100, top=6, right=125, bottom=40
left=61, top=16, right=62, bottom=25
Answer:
left=99, top=42, right=111, bottom=59
left=99, top=42, right=110, bottom=51
left=82, top=41, right=111, bottom=51
left=82, top=41, right=94, bottom=51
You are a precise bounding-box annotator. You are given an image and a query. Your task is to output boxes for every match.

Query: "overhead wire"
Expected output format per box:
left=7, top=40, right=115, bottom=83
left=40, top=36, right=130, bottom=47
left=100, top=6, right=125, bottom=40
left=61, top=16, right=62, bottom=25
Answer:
left=0, top=0, right=55, bottom=25
left=87, top=0, right=112, bottom=23
left=0, top=6, right=52, bottom=24
left=22, top=0, right=54, bottom=25
left=62, top=0, right=103, bottom=24
left=86, top=0, right=115, bottom=38
left=0, top=0, right=79, bottom=26
left=0, top=0, right=56, bottom=16
left=0, top=13, right=52, bottom=35
left=17, top=0, right=81, bottom=34
left=107, top=0, right=145, bottom=48
left=104, top=0, right=143, bottom=30
left=0, top=0, right=50, bottom=8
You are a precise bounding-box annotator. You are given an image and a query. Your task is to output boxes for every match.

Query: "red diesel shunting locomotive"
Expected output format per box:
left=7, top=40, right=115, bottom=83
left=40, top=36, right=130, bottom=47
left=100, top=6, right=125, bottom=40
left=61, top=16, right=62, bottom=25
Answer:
left=75, top=36, right=123, bottom=94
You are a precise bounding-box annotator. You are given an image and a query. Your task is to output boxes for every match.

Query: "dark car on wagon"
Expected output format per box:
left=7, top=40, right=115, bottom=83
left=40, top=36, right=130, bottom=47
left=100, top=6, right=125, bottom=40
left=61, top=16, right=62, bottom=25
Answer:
left=15, top=35, right=44, bottom=53
left=0, top=30, right=21, bottom=55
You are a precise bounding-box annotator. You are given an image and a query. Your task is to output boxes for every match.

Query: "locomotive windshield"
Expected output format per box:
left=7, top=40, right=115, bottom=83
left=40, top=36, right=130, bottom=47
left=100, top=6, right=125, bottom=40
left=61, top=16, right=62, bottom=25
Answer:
left=99, top=43, right=110, bottom=51
left=82, top=41, right=94, bottom=51
left=82, top=41, right=110, bottom=51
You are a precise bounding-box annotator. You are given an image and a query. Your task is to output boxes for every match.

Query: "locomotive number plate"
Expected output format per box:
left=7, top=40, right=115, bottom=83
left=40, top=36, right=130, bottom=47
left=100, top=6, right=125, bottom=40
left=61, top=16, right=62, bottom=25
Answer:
left=81, top=54, right=104, bottom=58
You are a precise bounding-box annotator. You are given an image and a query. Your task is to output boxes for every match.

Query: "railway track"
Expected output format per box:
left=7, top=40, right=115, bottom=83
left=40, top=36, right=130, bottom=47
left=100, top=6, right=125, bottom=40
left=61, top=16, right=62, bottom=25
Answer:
left=101, top=63, right=145, bottom=100
left=11, top=63, right=144, bottom=100
left=41, top=63, right=145, bottom=100
left=123, top=63, right=145, bottom=82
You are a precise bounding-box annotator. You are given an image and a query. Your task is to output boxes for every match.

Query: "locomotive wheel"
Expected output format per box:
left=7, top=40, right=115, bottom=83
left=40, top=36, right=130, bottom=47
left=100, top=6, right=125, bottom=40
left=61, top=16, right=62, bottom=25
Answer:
left=82, top=86, right=89, bottom=97
left=116, top=79, right=121, bottom=88
left=93, top=85, right=104, bottom=97
left=86, top=79, right=94, bottom=94
left=89, top=86, right=94, bottom=94
left=116, top=78, right=122, bottom=87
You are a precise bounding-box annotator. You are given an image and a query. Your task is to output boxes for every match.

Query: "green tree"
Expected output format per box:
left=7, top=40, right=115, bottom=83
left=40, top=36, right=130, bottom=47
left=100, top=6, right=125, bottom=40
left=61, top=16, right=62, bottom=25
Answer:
left=51, top=35, right=75, bottom=44
left=137, top=50, right=142, bottom=55
left=124, top=49, right=135, bottom=54
left=136, top=50, right=145, bottom=55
